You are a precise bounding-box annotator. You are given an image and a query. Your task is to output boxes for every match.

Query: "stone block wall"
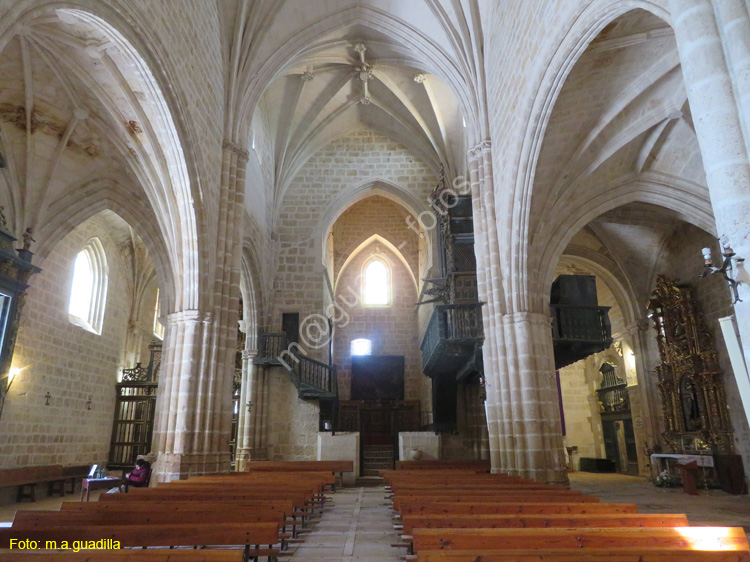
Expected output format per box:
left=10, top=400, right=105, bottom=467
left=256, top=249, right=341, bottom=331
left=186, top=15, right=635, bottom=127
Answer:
left=264, top=368, right=320, bottom=460
left=273, top=129, right=436, bottom=361
left=332, top=242, right=427, bottom=410
left=0, top=213, right=135, bottom=473
left=331, top=195, right=420, bottom=282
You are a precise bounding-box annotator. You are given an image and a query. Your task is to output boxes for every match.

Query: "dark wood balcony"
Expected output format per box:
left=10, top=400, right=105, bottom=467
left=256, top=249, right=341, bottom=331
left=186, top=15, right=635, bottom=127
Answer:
left=551, top=304, right=612, bottom=369
left=421, top=303, right=484, bottom=379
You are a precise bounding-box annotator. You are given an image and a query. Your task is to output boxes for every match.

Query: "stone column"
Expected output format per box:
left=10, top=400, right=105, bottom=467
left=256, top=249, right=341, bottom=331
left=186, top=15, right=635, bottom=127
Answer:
left=468, top=140, right=567, bottom=483
left=152, top=309, right=218, bottom=481
left=713, top=0, right=750, bottom=158
left=235, top=348, right=258, bottom=470
left=152, top=138, right=248, bottom=482
left=670, top=0, right=750, bottom=428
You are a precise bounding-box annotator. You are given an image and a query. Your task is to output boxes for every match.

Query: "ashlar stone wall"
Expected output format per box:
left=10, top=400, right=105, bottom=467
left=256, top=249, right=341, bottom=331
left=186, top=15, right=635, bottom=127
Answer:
left=332, top=241, right=428, bottom=414
left=0, top=213, right=140, bottom=474
left=273, top=129, right=436, bottom=356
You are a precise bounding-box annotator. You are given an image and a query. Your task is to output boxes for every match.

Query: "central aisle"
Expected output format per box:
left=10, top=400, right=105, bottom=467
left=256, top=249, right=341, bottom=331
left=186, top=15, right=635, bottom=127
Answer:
left=288, top=485, right=401, bottom=561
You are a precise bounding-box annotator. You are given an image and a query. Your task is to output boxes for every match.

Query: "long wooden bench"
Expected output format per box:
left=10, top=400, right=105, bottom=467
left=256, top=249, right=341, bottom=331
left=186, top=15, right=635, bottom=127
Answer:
left=0, top=552, right=243, bottom=562
left=240, top=461, right=353, bottom=473
left=410, top=527, right=750, bottom=553
left=395, top=460, right=491, bottom=471
left=415, top=551, right=750, bottom=562
left=13, top=508, right=287, bottom=529
left=0, top=465, right=67, bottom=502
left=397, top=501, right=637, bottom=516
left=392, top=494, right=597, bottom=511
left=401, top=513, right=689, bottom=534
left=59, top=497, right=303, bottom=537
left=60, top=465, right=93, bottom=494
left=239, top=461, right=353, bottom=488
left=0, top=522, right=280, bottom=561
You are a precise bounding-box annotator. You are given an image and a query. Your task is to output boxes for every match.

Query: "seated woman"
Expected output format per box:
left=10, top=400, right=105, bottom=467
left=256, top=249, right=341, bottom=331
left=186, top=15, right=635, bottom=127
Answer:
left=121, top=459, right=151, bottom=491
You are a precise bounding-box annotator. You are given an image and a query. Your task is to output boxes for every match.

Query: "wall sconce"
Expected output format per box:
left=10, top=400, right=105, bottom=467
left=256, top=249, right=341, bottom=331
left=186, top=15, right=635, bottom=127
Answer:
left=700, top=239, right=745, bottom=304
left=44, top=392, right=51, bottom=405
left=246, top=401, right=253, bottom=413
left=3, top=367, right=21, bottom=392
left=85, top=397, right=92, bottom=411
left=3, top=365, right=28, bottom=394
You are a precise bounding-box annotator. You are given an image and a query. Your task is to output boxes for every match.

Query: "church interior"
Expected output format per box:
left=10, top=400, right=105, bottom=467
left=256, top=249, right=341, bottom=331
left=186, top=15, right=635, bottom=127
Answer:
left=1, top=0, right=750, bottom=559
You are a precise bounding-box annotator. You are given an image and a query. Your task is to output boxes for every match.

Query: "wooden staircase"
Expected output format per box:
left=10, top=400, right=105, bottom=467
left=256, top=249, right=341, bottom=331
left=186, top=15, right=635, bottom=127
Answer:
left=254, top=333, right=338, bottom=401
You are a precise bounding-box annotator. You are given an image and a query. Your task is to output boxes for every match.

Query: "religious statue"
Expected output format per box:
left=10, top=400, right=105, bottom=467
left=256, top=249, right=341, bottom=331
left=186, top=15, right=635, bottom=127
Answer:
left=22, top=228, right=35, bottom=251
left=0, top=206, right=8, bottom=230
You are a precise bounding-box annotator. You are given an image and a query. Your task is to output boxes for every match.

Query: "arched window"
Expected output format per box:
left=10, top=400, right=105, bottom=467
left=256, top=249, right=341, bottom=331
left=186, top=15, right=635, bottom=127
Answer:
left=68, top=238, right=108, bottom=334
left=153, top=289, right=165, bottom=340
left=362, top=258, right=390, bottom=306
left=351, top=338, right=372, bottom=356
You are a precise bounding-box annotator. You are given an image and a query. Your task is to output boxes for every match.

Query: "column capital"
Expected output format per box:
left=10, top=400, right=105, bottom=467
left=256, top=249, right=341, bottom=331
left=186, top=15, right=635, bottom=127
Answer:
left=502, top=310, right=552, bottom=326
left=242, top=349, right=258, bottom=360
left=166, top=309, right=212, bottom=326
left=468, top=139, right=492, bottom=162
left=222, top=139, right=249, bottom=162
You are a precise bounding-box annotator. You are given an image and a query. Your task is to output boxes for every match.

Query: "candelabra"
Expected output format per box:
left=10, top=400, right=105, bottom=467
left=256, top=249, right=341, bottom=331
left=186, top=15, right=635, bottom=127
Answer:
left=700, top=239, right=744, bottom=304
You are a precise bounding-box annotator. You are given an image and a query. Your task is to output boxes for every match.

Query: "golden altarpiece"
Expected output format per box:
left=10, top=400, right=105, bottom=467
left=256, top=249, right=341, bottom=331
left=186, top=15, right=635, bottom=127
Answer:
left=648, top=275, right=733, bottom=454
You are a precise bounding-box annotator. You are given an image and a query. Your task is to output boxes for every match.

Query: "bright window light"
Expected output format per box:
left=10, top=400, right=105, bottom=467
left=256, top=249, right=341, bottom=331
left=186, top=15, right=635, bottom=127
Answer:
left=351, top=338, right=372, bottom=356
left=363, top=259, right=389, bottom=305
left=153, top=289, right=164, bottom=340
left=69, top=251, right=94, bottom=321
left=68, top=238, right=108, bottom=334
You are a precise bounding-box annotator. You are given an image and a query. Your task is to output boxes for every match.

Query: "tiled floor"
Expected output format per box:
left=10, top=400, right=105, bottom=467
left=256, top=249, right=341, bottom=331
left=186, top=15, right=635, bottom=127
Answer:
left=568, top=471, right=750, bottom=532
left=285, top=486, right=402, bottom=561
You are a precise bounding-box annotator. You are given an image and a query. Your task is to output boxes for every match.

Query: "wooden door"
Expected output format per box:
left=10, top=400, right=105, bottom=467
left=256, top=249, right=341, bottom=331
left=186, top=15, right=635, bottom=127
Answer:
left=282, top=313, right=300, bottom=344
left=351, top=355, right=404, bottom=401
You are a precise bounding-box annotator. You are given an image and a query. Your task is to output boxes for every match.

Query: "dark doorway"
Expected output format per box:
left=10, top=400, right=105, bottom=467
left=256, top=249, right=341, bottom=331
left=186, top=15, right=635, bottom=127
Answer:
left=602, top=417, right=638, bottom=474
left=349, top=355, right=406, bottom=475
left=351, top=355, right=404, bottom=401
left=282, top=312, right=300, bottom=344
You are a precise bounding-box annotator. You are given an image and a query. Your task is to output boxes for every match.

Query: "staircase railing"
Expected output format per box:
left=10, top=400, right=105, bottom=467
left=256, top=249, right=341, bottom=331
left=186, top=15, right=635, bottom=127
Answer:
left=257, top=332, right=336, bottom=397
left=295, top=353, right=335, bottom=394
left=258, top=333, right=287, bottom=359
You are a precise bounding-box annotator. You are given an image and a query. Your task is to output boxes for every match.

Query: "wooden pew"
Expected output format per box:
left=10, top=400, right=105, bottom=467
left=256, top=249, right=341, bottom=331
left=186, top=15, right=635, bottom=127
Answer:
left=58, top=499, right=301, bottom=538
left=60, top=500, right=294, bottom=514
left=239, top=461, right=353, bottom=487
left=401, top=513, right=690, bottom=534
left=415, top=551, right=750, bottom=562
left=395, top=460, right=491, bottom=471
left=392, top=494, right=598, bottom=511
left=0, top=522, right=280, bottom=562
left=0, top=552, right=243, bottom=562
left=240, top=461, right=353, bottom=473
left=13, top=508, right=286, bottom=529
left=397, top=501, right=637, bottom=516
left=410, top=527, right=750, bottom=553
left=0, top=465, right=67, bottom=501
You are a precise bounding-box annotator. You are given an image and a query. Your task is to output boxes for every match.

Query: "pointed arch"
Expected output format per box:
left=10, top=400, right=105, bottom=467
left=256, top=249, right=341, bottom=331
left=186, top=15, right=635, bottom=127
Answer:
left=336, top=234, right=418, bottom=294
left=507, top=1, right=672, bottom=312
left=316, top=179, right=435, bottom=279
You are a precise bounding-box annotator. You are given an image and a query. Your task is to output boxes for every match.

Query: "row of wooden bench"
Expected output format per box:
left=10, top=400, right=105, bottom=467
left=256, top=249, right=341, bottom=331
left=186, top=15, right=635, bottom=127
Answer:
left=0, top=460, right=353, bottom=562
left=0, top=465, right=92, bottom=502
left=382, top=463, right=750, bottom=561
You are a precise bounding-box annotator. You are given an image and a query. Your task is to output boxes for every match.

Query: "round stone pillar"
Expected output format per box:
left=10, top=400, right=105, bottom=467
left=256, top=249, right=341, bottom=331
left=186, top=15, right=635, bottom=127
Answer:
left=670, top=0, right=750, bottom=425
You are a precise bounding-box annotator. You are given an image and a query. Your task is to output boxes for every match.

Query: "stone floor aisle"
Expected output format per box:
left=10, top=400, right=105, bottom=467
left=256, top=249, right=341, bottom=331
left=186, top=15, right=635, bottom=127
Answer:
left=286, top=486, right=401, bottom=561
